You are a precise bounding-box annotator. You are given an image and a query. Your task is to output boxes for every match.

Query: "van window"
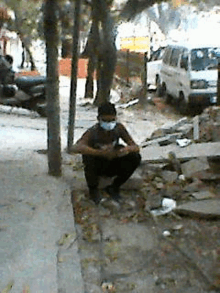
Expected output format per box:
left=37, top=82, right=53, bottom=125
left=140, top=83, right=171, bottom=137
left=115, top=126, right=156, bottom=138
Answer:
left=149, top=47, right=165, bottom=61
left=191, top=47, right=220, bottom=71
left=180, top=49, right=188, bottom=70
left=163, top=47, right=172, bottom=64
left=170, top=48, right=181, bottom=67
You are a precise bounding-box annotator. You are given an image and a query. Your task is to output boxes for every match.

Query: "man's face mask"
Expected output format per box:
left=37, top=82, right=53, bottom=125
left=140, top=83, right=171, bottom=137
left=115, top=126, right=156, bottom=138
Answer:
left=100, top=120, right=117, bottom=131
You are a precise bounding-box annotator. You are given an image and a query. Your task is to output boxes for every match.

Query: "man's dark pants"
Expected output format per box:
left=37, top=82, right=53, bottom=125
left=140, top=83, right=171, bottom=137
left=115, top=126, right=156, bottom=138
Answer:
left=82, top=152, right=141, bottom=191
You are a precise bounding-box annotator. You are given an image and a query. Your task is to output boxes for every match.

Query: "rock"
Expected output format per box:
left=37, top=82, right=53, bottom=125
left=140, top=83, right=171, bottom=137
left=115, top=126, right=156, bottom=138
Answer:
left=191, top=190, right=216, bottom=200
left=151, top=128, right=167, bottom=139
left=161, top=117, right=188, bottom=134
left=142, top=133, right=183, bottom=147
left=141, top=142, right=220, bottom=163
left=193, top=115, right=200, bottom=141
left=175, top=199, right=220, bottom=219
left=161, top=170, right=178, bottom=183
left=183, top=178, right=206, bottom=193
left=208, top=157, right=220, bottom=173
left=181, top=157, right=210, bottom=178
left=193, top=170, right=220, bottom=182
left=176, top=123, right=193, bottom=137
left=155, top=182, right=164, bottom=189
left=208, top=106, right=220, bottom=122
left=212, top=123, right=220, bottom=142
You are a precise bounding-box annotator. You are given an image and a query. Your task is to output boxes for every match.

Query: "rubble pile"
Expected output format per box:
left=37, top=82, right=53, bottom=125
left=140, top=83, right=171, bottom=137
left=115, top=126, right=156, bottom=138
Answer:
left=197, top=106, right=220, bottom=142
left=143, top=106, right=220, bottom=146
left=137, top=106, right=220, bottom=219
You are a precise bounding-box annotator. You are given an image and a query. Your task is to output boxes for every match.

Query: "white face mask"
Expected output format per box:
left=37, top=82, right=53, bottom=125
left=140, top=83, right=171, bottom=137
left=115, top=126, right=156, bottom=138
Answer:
left=100, top=120, right=117, bottom=131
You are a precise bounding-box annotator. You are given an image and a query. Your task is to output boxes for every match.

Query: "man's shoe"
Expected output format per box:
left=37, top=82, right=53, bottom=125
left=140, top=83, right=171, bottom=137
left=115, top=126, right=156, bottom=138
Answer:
left=89, top=188, right=101, bottom=205
left=104, top=185, right=122, bottom=202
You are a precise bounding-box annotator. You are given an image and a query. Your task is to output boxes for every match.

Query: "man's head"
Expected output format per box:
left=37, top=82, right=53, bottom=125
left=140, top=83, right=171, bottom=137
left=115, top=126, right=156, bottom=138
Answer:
left=98, top=102, right=116, bottom=117
left=97, top=102, right=117, bottom=131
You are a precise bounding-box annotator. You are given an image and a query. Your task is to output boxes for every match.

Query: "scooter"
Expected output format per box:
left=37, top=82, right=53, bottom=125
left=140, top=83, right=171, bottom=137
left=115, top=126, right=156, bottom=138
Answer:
left=0, top=54, right=47, bottom=117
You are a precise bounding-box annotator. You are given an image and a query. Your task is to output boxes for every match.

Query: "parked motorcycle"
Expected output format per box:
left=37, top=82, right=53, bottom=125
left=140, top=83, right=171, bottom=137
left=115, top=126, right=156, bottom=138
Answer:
left=0, top=54, right=47, bottom=117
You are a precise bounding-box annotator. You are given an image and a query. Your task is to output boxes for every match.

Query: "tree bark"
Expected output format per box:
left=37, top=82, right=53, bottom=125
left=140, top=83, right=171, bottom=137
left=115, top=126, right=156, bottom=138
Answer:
left=83, top=20, right=99, bottom=99
left=44, top=0, right=62, bottom=176
left=84, top=55, right=96, bottom=98
left=93, top=0, right=117, bottom=106
left=67, top=0, right=81, bottom=151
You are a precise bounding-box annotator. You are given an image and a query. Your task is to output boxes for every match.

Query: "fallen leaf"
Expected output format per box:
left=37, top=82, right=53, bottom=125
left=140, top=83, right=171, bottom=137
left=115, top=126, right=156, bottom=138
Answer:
left=1, top=280, right=14, bottom=293
left=57, top=232, right=76, bottom=247
left=58, top=257, right=65, bottom=263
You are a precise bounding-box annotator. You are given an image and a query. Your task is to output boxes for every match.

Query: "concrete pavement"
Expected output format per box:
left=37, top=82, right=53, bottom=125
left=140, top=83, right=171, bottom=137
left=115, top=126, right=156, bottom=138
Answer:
left=0, top=77, right=180, bottom=292
left=0, top=116, right=84, bottom=292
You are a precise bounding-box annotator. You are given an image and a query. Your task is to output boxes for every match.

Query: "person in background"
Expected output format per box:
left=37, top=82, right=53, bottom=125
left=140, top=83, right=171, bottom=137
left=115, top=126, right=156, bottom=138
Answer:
left=69, top=102, right=141, bottom=204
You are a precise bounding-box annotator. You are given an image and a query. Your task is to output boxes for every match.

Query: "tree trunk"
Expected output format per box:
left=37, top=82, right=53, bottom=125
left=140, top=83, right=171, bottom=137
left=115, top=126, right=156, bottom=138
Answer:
left=84, top=55, right=96, bottom=98
left=83, top=20, right=99, bottom=99
left=44, top=0, right=62, bottom=176
left=67, top=0, right=81, bottom=151
left=92, top=0, right=117, bottom=106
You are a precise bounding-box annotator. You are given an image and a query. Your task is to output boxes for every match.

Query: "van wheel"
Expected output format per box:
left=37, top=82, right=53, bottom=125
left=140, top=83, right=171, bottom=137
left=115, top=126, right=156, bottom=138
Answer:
left=160, top=83, right=166, bottom=98
left=163, top=85, right=172, bottom=104
left=178, top=94, right=188, bottom=115
left=165, top=93, right=172, bottom=104
left=156, top=76, right=163, bottom=97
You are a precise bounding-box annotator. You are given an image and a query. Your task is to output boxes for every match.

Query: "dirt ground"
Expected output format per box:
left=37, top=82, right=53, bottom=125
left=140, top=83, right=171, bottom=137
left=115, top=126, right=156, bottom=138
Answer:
left=67, top=99, right=220, bottom=293
left=70, top=175, right=220, bottom=293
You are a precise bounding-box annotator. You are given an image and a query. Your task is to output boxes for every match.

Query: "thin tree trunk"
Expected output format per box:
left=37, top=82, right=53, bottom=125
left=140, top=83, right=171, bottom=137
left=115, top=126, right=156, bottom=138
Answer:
left=93, top=0, right=117, bottom=106
left=44, top=0, right=62, bottom=176
left=95, top=57, right=102, bottom=101
left=83, top=20, right=99, bottom=99
left=84, top=56, right=96, bottom=98
left=67, top=0, right=81, bottom=151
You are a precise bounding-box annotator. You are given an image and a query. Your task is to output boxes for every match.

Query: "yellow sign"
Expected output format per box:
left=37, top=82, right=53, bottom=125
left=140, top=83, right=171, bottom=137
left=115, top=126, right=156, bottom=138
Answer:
left=120, top=36, right=150, bottom=53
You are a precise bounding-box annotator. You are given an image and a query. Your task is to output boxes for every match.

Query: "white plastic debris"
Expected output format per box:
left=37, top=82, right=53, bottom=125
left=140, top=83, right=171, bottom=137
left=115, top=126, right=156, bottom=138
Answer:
left=176, top=138, right=192, bottom=148
left=178, top=174, right=186, bottom=181
left=150, top=197, right=176, bottom=216
left=116, top=98, right=139, bottom=109
left=163, top=230, right=171, bottom=237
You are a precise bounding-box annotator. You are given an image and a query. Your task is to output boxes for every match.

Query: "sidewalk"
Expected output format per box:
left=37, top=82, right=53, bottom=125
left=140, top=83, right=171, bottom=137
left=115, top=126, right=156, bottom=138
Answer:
left=0, top=118, right=84, bottom=292
left=0, top=77, right=176, bottom=292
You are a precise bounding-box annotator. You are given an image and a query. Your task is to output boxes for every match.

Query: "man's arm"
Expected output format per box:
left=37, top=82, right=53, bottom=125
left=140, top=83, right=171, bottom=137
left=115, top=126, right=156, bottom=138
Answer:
left=118, top=123, right=140, bottom=155
left=69, top=130, right=118, bottom=159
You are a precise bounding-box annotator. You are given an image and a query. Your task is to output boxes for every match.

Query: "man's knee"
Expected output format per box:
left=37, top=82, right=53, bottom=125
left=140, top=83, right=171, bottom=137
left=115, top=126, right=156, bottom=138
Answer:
left=128, top=152, right=141, bottom=167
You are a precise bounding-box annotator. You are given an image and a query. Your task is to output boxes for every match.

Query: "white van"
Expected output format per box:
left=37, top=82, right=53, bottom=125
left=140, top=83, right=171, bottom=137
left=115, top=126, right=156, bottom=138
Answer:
left=146, top=46, right=166, bottom=92
left=160, top=41, right=220, bottom=113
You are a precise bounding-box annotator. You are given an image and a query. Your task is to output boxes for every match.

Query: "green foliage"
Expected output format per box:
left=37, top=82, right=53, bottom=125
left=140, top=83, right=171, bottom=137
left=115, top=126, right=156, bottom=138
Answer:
left=0, top=0, right=43, bottom=41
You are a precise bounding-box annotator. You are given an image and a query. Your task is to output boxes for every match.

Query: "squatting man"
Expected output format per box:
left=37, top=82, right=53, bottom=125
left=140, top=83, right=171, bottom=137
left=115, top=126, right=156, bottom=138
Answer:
left=70, top=102, right=141, bottom=204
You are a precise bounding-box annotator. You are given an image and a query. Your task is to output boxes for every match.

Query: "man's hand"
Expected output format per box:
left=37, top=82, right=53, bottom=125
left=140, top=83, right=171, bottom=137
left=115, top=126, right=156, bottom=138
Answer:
left=117, top=145, right=140, bottom=157
left=100, top=144, right=118, bottom=160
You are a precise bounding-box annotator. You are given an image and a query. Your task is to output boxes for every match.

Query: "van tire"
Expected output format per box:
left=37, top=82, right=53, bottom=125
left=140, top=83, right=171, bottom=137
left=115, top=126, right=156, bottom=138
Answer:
left=160, top=83, right=166, bottom=98
left=178, top=94, right=188, bottom=115
left=156, top=76, right=163, bottom=97
left=165, top=93, right=172, bottom=104
left=162, top=85, right=172, bottom=104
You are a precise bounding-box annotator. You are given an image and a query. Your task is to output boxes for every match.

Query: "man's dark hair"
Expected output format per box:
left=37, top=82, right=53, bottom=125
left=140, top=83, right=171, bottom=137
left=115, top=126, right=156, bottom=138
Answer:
left=98, top=102, right=117, bottom=117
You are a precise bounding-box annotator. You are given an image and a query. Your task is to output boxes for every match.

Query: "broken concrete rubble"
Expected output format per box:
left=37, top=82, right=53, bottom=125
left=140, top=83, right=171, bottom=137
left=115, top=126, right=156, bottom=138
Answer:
left=181, top=157, right=210, bottom=178
left=142, top=106, right=220, bottom=157
left=191, top=190, right=216, bottom=200
left=138, top=106, right=220, bottom=221
left=175, top=199, right=220, bottom=219
left=141, top=142, right=220, bottom=163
